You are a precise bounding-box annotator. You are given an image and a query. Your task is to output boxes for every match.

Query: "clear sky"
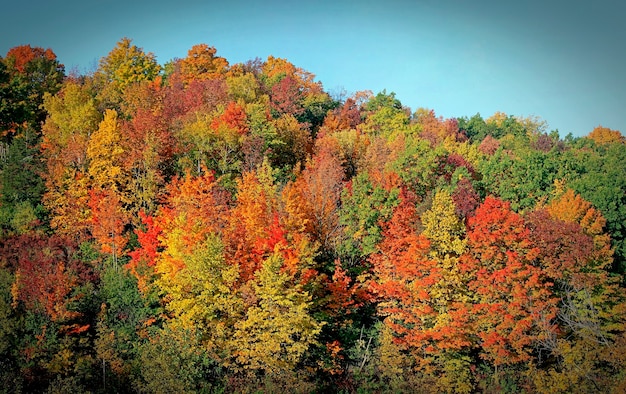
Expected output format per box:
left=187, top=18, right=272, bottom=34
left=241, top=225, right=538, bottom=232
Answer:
left=1, top=0, right=624, bottom=137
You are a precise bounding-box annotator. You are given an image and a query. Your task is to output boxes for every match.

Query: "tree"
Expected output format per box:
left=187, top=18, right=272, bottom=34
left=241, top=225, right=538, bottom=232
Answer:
left=87, top=109, right=126, bottom=194
left=155, top=235, right=242, bottom=358
left=95, top=266, right=160, bottom=392
left=270, top=75, right=304, bottom=117
left=88, top=189, right=128, bottom=270
left=527, top=203, right=626, bottom=393
left=95, top=38, right=160, bottom=108
left=291, top=143, right=344, bottom=254
left=413, top=108, right=460, bottom=146
left=369, top=191, right=442, bottom=359
left=41, top=81, right=101, bottom=240
left=119, top=86, right=174, bottom=217
left=568, top=143, right=626, bottom=273
left=178, top=44, right=228, bottom=85
left=155, top=169, right=230, bottom=279
left=359, top=91, right=411, bottom=138
left=1, top=45, right=64, bottom=133
left=0, top=127, right=45, bottom=234
left=230, top=253, right=322, bottom=375
left=224, top=163, right=280, bottom=282
left=3, top=233, right=96, bottom=390
left=462, top=196, right=557, bottom=367
left=126, top=211, right=162, bottom=293
left=422, top=191, right=471, bottom=325
left=269, top=113, right=309, bottom=171
left=338, top=173, right=399, bottom=267
left=135, top=324, right=220, bottom=393
left=587, top=125, right=624, bottom=145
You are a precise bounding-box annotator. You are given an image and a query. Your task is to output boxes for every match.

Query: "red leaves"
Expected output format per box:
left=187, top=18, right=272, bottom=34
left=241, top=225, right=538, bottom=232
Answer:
left=127, top=211, right=162, bottom=292
left=6, top=234, right=91, bottom=328
left=270, top=76, right=304, bottom=116
left=466, top=196, right=536, bottom=268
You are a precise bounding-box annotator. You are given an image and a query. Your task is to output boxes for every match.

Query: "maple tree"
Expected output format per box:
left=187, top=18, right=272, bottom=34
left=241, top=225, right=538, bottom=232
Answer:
left=462, top=196, right=557, bottom=367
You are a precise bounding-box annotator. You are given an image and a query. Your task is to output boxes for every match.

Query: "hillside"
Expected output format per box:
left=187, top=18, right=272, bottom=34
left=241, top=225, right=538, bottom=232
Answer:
left=1, top=40, right=625, bottom=393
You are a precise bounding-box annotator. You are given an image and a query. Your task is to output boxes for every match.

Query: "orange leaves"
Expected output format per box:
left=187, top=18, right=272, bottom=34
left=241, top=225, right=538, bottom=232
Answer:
left=464, top=196, right=557, bottom=365
left=413, top=108, right=460, bottom=146
left=211, top=101, right=249, bottom=135
left=88, top=189, right=128, bottom=262
left=291, top=144, right=345, bottom=252
left=547, top=188, right=606, bottom=237
left=465, top=196, right=537, bottom=268
left=5, top=45, right=59, bottom=73
left=546, top=188, right=613, bottom=271
left=369, top=191, right=445, bottom=352
left=155, top=169, right=230, bottom=276
left=587, top=125, right=625, bottom=145
left=179, top=44, right=229, bottom=85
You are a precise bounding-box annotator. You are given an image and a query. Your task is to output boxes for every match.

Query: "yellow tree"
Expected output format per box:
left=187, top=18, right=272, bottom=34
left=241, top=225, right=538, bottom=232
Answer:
left=87, top=109, right=127, bottom=194
left=230, top=252, right=322, bottom=375
left=156, top=234, right=242, bottom=359
left=421, top=190, right=474, bottom=353
left=41, top=81, right=101, bottom=240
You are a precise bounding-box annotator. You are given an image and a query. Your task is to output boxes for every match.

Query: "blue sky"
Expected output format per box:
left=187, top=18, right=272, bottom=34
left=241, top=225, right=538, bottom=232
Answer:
left=1, top=0, right=624, bottom=137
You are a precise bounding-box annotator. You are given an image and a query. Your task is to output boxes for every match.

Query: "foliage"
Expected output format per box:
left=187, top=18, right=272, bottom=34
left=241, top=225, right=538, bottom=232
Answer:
left=2, top=40, right=626, bottom=393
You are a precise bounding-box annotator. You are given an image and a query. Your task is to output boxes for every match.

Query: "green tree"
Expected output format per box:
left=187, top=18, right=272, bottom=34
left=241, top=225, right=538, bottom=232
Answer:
left=1, top=45, right=64, bottom=134
left=338, top=172, right=399, bottom=268
left=95, top=266, right=160, bottom=392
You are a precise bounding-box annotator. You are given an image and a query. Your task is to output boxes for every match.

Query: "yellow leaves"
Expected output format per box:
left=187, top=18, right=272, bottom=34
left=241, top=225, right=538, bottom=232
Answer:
left=156, top=234, right=242, bottom=353
left=547, top=188, right=613, bottom=268
left=422, top=190, right=467, bottom=258
left=87, top=109, right=126, bottom=193
left=486, top=111, right=508, bottom=127
left=547, top=189, right=605, bottom=233
left=230, top=254, right=322, bottom=374
left=435, top=353, right=474, bottom=394
left=262, top=55, right=320, bottom=94
left=97, top=37, right=160, bottom=90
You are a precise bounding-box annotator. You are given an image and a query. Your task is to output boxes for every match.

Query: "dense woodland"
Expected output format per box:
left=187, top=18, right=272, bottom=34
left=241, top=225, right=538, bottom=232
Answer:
left=1, top=39, right=626, bottom=393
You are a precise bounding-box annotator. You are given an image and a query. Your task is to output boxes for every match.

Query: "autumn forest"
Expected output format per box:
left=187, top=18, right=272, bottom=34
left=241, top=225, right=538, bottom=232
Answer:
left=1, top=39, right=626, bottom=393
